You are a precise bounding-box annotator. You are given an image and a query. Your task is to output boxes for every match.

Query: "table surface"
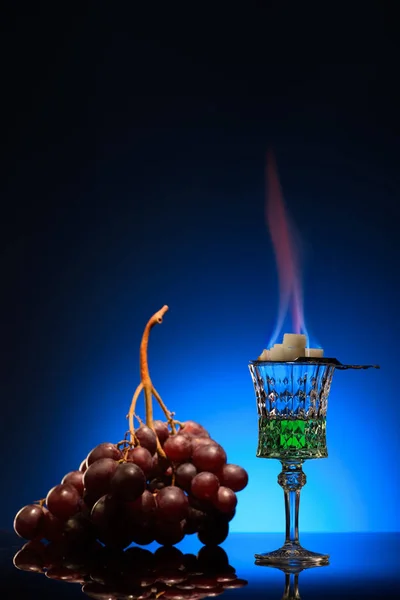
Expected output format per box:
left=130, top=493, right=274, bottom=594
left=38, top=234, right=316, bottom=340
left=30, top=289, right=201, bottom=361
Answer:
left=2, top=531, right=399, bottom=599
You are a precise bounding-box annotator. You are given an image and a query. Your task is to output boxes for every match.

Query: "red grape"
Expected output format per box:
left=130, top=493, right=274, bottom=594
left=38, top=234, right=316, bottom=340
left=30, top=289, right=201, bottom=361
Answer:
left=149, top=452, right=160, bottom=477
left=82, top=489, right=98, bottom=510
left=14, top=504, right=44, bottom=540
left=191, top=437, right=218, bottom=450
left=86, top=442, right=122, bottom=466
left=46, top=484, right=81, bottom=521
left=79, top=459, right=87, bottom=473
left=164, top=435, right=192, bottom=462
left=148, top=453, right=159, bottom=479
left=188, top=494, right=214, bottom=512
left=191, top=472, right=219, bottom=500
left=135, top=425, right=158, bottom=455
left=198, top=519, right=229, bottom=545
left=156, top=486, right=189, bottom=521
left=183, top=506, right=206, bottom=534
left=175, top=463, right=197, bottom=491
left=149, top=453, right=171, bottom=481
left=63, top=513, right=94, bottom=544
left=154, top=519, right=185, bottom=546
left=91, top=494, right=119, bottom=530
left=222, top=508, right=236, bottom=522
left=213, top=486, right=237, bottom=513
left=126, top=446, right=153, bottom=477
left=178, top=421, right=210, bottom=438
left=153, top=420, right=170, bottom=445
left=192, top=444, right=227, bottom=473
left=61, top=470, right=84, bottom=495
left=218, top=464, right=248, bottom=492
left=148, top=478, right=167, bottom=492
left=83, top=457, right=118, bottom=499
left=42, top=508, right=64, bottom=542
left=126, top=490, right=156, bottom=523
left=91, top=495, right=133, bottom=549
left=110, top=462, right=146, bottom=502
left=130, top=524, right=155, bottom=546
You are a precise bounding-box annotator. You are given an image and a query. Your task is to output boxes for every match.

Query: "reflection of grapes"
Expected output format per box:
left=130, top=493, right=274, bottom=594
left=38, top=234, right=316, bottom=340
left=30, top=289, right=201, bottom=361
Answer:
left=13, top=541, right=248, bottom=599
left=13, top=308, right=249, bottom=551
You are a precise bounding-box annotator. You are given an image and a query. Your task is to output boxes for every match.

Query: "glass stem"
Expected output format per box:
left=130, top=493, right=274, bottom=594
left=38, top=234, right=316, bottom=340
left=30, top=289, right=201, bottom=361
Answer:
left=278, top=461, right=306, bottom=547
left=285, top=488, right=300, bottom=544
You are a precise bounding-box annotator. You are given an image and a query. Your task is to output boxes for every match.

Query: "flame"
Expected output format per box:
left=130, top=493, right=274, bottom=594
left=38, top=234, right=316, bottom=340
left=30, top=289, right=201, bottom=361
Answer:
left=265, top=150, right=306, bottom=346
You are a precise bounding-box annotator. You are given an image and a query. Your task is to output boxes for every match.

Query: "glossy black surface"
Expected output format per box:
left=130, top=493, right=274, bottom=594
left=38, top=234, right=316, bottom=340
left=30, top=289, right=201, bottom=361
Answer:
left=2, top=531, right=399, bottom=599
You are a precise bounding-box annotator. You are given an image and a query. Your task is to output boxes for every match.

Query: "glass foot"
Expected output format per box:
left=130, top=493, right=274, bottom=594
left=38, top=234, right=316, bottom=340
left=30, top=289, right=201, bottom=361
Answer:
left=255, top=543, right=329, bottom=567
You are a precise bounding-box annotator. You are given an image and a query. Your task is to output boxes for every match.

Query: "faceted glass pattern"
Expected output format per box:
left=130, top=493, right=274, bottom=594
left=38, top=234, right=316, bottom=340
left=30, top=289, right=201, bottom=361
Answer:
left=248, top=362, right=335, bottom=460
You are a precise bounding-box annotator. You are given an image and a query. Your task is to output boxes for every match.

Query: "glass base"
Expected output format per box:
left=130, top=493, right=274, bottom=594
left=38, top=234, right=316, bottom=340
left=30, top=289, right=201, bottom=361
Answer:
left=255, top=542, right=329, bottom=567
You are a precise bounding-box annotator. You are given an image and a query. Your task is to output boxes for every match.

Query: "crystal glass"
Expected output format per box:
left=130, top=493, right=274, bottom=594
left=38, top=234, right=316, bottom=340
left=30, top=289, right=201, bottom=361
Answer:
left=249, top=359, right=335, bottom=565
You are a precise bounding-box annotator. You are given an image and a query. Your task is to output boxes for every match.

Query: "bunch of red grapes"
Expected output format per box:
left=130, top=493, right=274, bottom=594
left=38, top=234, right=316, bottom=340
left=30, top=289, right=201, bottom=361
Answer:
left=14, top=537, right=247, bottom=599
left=14, top=420, right=248, bottom=549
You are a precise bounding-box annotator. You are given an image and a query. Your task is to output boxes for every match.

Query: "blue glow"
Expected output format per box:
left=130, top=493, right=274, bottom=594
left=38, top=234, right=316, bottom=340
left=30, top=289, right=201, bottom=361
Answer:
left=3, top=179, right=398, bottom=535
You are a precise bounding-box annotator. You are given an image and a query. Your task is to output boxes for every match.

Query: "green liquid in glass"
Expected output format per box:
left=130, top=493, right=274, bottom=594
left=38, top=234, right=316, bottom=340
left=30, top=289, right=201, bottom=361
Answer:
left=257, top=416, right=328, bottom=459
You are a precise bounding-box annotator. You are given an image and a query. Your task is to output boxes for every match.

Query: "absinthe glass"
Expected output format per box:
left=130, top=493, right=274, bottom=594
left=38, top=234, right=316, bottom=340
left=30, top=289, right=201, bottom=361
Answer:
left=249, top=360, right=335, bottom=565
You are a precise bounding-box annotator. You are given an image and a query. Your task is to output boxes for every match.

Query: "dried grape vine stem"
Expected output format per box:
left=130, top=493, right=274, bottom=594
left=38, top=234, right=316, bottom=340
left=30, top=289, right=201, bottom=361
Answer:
left=128, top=305, right=177, bottom=457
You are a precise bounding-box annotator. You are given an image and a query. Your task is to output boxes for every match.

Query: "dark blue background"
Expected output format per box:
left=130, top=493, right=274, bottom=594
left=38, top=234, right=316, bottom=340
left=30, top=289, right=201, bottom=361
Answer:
left=1, top=6, right=399, bottom=533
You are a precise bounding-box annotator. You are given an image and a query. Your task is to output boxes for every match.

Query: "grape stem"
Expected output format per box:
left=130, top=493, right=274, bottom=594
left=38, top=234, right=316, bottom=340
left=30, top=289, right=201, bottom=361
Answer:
left=128, top=305, right=177, bottom=456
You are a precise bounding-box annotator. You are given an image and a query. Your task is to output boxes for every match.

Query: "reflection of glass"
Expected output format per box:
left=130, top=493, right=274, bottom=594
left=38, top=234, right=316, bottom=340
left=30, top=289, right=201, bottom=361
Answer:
left=249, top=358, right=379, bottom=566
left=256, top=560, right=329, bottom=600
left=13, top=540, right=248, bottom=598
